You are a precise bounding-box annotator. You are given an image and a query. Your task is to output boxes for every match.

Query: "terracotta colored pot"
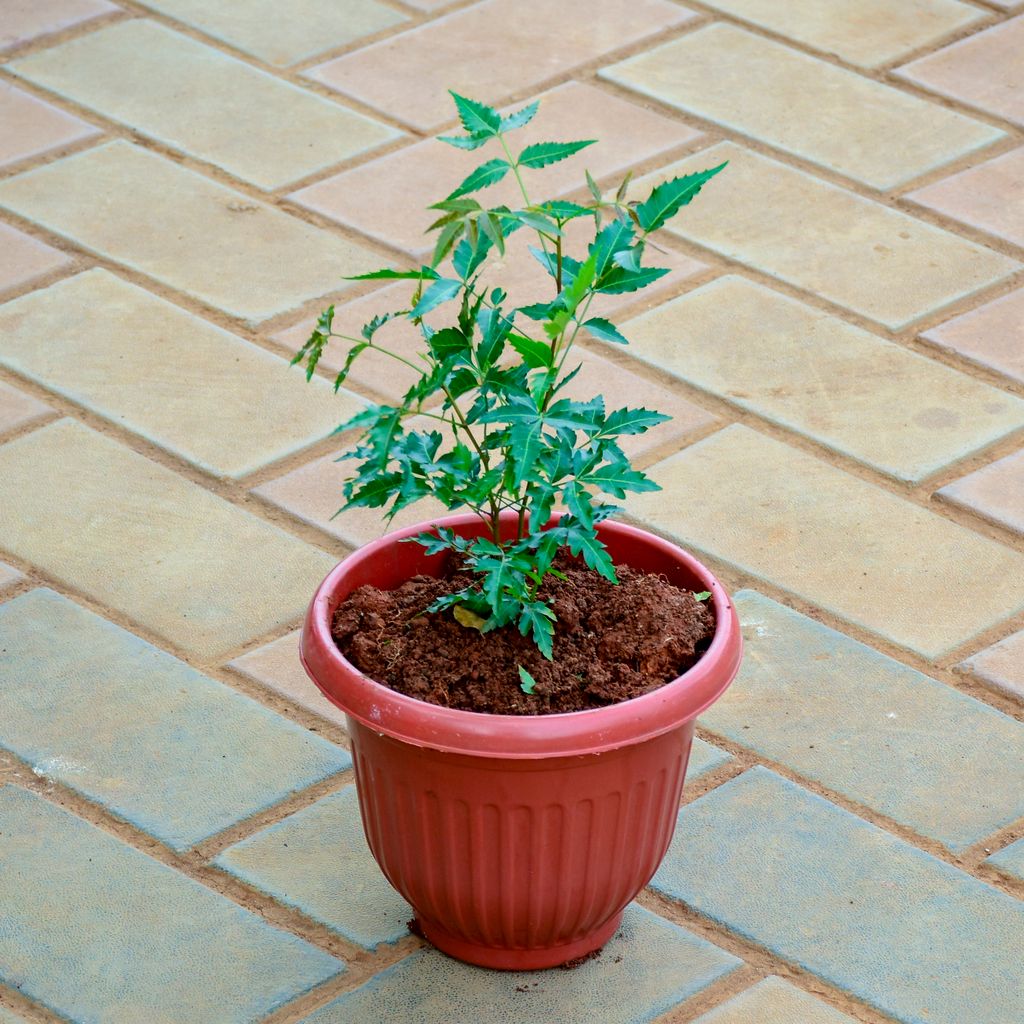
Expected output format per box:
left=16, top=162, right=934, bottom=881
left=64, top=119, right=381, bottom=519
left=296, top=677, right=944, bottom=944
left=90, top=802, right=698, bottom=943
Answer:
left=300, top=512, right=742, bottom=970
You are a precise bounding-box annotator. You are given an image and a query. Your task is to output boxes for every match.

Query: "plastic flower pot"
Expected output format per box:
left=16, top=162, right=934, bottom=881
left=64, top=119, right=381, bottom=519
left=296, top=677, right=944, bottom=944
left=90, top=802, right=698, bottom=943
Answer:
left=300, top=512, right=742, bottom=970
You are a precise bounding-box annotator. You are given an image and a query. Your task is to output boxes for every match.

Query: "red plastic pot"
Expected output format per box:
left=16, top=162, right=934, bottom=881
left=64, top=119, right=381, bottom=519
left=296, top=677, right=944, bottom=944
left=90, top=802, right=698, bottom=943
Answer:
left=300, top=512, right=742, bottom=970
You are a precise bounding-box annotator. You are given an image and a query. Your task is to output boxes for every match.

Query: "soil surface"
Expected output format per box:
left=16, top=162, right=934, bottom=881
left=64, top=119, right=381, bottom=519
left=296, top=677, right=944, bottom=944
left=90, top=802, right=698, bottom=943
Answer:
left=331, top=554, right=715, bottom=716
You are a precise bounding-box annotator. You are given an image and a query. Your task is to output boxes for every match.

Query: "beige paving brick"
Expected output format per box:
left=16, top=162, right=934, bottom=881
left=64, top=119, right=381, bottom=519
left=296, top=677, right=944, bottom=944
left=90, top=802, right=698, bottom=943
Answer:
left=602, top=24, right=1002, bottom=190
left=897, top=16, right=1024, bottom=126
left=0, top=82, right=99, bottom=169
left=137, top=0, right=406, bottom=67
left=7, top=20, right=398, bottom=190
left=0, top=0, right=117, bottom=52
left=637, top=142, right=1019, bottom=329
left=0, top=141, right=379, bottom=323
left=921, top=289, right=1024, bottom=385
left=0, top=561, right=23, bottom=594
left=0, top=222, right=71, bottom=294
left=0, top=380, right=50, bottom=437
left=228, top=631, right=349, bottom=729
left=906, top=147, right=1024, bottom=249
left=291, top=81, right=702, bottom=254
left=303, top=0, right=694, bottom=131
left=0, top=270, right=360, bottom=478
left=960, top=629, right=1024, bottom=700
left=622, top=275, right=1024, bottom=482
left=937, top=448, right=1024, bottom=534
left=628, top=424, right=1024, bottom=658
left=0, top=419, right=335, bottom=659
left=691, top=0, right=983, bottom=69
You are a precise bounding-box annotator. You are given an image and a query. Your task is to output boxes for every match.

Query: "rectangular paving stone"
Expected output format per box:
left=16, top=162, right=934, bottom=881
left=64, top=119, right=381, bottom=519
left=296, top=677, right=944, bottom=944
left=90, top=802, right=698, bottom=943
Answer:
left=687, top=737, right=732, bottom=780
left=0, top=588, right=350, bottom=850
left=291, top=81, right=702, bottom=255
left=301, top=904, right=739, bottom=1024
left=0, top=141, right=379, bottom=323
left=694, top=977, right=856, bottom=1024
left=938, top=448, right=1024, bottom=534
left=7, top=20, right=398, bottom=191
left=0, top=787, right=343, bottom=1023
left=602, top=24, right=1001, bottom=190
left=906, top=146, right=1024, bottom=249
left=628, top=424, right=1024, bottom=658
left=985, top=838, right=1024, bottom=880
left=636, top=142, right=1019, bottom=330
left=0, top=1008, right=26, bottom=1024
left=0, top=0, right=117, bottom=52
left=689, top=0, right=983, bottom=69
left=897, top=16, right=1024, bottom=126
left=229, top=630, right=350, bottom=730
left=304, top=0, right=694, bottom=131
left=0, top=561, right=24, bottom=594
left=0, top=221, right=70, bottom=295
left=216, top=785, right=408, bottom=949
left=959, top=628, right=1024, bottom=700
left=621, top=275, right=1024, bottom=482
left=704, top=590, right=1024, bottom=851
left=138, top=0, right=406, bottom=66
left=921, top=287, right=1024, bottom=385
left=0, top=81, right=99, bottom=169
left=653, top=767, right=1024, bottom=1024
left=0, top=380, right=50, bottom=437
left=0, top=269, right=361, bottom=478
left=0, top=419, right=337, bottom=659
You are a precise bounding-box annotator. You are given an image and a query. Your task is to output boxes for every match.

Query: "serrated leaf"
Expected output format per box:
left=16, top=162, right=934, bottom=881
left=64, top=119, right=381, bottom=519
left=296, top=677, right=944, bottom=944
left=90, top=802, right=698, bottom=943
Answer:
left=582, top=316, right=629, bottom=345
left=612, top=243, right=643, bottom=273
left=589, top=218, right=634, bottom=277
left=346, top=267, right=439, bottom=281
left=518, top=139, right=596, bottom=170
left=447, top=158, right=511, bottom=201
left=427, top=326, right=470, bottom=362
left=538, top=200, right=590, bottom=221
left=564, top=527, right=616, bottom=583
left=518, top=602, right=555, bottom=659
left=597, top=265, right=670, bottom=294
left=333, top=341, right=368, bottom=391
left=513, top=210, right=561, bottom=235
left=601, top=406, right=671, bottom=435
left=449, top=91, right=500, bottom=136
left=437, top=132, right=491, bottom=150
left=410, top=277, right=462, bottom=318
left=510, top=333, right=553, bottom=369
left=453, top=232, right=492, bottom=280
left=478, top=210, right=505, bottom=256
left=583, top=459, right=661, bottom=498
left=361, top=311, right=400, bottom=342
left=517, top=301, right=558, bottom=321
left=429, top=197, right=483, bottom=213
left=586, top=169, right=602, bottom=203
left=635, top=161, right=727, bottom=233
left=518, top=665, right=538, bottom=694
left=431, top=219, right=464, bottom=269
left=500, top=100, right=539, bottom=133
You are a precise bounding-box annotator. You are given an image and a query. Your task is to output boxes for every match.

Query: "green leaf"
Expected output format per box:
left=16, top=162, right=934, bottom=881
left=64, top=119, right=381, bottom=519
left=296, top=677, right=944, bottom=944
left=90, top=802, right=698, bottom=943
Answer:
left=427, top=326, right=470, bottom=362
left=447, top=158, right=511, bottom=200
left=410, top=278, right=462, bottom=318
left=333, top=341, right=368, bottom=391
left=428, top=197, right=483, bottom=213
left=517, top=139, right=596, bottom=169
left=346, top=267, right=439, bottom=281
left=518, top=602, right=555, bottom=659
left=635, top=161, right=727, bottom=233
left=589, top=218, right=634, bottom=277
left=601, top=406, right=671, bottom=436
left=449, top=91, right=501, bottom=136
left=597, top=265, right=670, bottom=294
left=693, top=591, right=711, bottom=602
left=517, top=300, right=558, bottom=321
left=583, top=459, right=661, bottom=498
left=582, top=316, right=628, bottom=345
left=453, top=232, right=492, bottom=280
left=437, top=132, right=490, bottom=151
left=518, top=665, right=538, bottom=694
left=509, top=333, right=553, bottom=369
left=538, top=200, right=590, bottom=221
left=478, top=210, right=506, bottom=256
left=585, top=169, right=602, bottom=203
left=564, top=527, right=616, bottom=583
left=431, top=219, right=464, bottom=268
left=500, top=100, right=539, bottom=133
left=513, top=210, right=561, bottom=235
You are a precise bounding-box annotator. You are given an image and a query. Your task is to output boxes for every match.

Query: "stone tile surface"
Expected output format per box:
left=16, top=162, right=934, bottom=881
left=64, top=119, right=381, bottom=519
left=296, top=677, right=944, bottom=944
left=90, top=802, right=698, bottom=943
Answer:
left=0, top=82, right=99, bottom=170
left=0, top=221, right=71, bottom=295
left=138, top=0, right=406, bottom=66
left=0, top=561, right=24, bottom=594
left=653, top=768, right=1024, bottom=1024
left=0, top=269, right=359, bottom=478
left=0, top=380, right=50, bottom=437
left=291, top=81, right=702, bottom=254
left=693, top=977, right=856, bottom=1024
left=0, top=141, right=378, bottom=323
left=304, top=0, right=694, bottom=130
left=0, top=1008, right=26, bottom=1024
left=0, top=420, right=336, bottom=659
left=301, top=904, right=740, bottom=1024
left=907, top=146, right=1024, bottom=249
left=637, top=143, right=1019, bottom=329
left=229, top=630, right=350, bottom=729
left=938, top=448, right=1024, bottom=533
left=623, top=275, right=1024, bottom=482
left=691, top=0, right=983, bottom=68
left=0, top=589, right=350, bottom=849
left=216, top=785, right=408, bottom=948
left=921, top=288, right=1024, bottom=384
left=603, top=24, right=1001, bottom=189
left=628, top=425, right=1024, bottom=658
left=8, top=20, right=398, bottom=190
left=704, top=591, right=1024, bottom=850
left=897, top=16, right=1024, bottom=125
left=0, top=0, right=117, bottom=52
left=986, top=838, right=1024, bottom=879
left=687, top=737, right=732, bottom=780
left=960, top=629, right=1024, bottom=700
left=0, top=787, right=343, bottom=1023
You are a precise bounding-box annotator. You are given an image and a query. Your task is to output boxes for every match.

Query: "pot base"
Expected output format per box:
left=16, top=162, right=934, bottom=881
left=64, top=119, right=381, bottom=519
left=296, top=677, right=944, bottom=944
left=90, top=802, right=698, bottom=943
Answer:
left=417, top=910, right=624, bottom=971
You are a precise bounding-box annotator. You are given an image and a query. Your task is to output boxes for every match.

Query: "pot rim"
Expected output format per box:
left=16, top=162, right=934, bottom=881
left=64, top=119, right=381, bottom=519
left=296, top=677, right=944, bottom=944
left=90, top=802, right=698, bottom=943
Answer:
left=300, top=512, right=742, bottom=759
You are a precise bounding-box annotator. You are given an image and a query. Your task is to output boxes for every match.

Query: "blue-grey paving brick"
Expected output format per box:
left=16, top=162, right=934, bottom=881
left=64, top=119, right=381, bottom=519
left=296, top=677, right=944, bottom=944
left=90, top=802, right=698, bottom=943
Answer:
left=653, top=767, right=1024, bottom=1024
left=985, top=838, right=1024, bottom=880
left=693, top=976, right=856, bottom=1024
left=0, top=589, right=350, bottom=850
left=687, top=736, right=733, bottom=780
left=216, top=785, right=410, bottom=950
left=0, top=1007, right=28, bottom=1024
left=300, top=904, right=740, bottom=1024
left=0, top=787, right=344, bottom=1024
left=701, top=591, right=1024, bottom=852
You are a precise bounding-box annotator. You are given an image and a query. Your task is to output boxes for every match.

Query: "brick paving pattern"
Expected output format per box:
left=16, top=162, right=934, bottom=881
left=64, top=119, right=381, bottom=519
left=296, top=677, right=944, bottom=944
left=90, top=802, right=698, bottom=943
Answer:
left=0, top=2, right=1021, bottom=1022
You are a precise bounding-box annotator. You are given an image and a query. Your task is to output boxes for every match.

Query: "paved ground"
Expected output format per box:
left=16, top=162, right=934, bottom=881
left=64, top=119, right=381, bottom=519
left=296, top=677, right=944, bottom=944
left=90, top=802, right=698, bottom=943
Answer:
left=0, top=0, right=1023, bottom=1021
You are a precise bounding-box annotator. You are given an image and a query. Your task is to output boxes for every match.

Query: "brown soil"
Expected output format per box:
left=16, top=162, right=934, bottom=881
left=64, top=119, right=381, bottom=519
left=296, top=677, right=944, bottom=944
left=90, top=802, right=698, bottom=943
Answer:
left=331, top=554, right=715, bottom=716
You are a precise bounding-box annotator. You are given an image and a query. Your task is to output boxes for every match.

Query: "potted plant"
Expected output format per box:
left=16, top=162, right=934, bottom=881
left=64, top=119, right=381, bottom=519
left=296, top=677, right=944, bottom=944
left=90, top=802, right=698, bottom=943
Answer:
left=294, top=92, right=741, bottom=970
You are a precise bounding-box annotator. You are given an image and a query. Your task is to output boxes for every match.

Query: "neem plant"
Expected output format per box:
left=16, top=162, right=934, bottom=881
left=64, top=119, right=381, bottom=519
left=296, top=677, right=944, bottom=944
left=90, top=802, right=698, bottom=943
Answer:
left=294, top=92, right=724, bottom=665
